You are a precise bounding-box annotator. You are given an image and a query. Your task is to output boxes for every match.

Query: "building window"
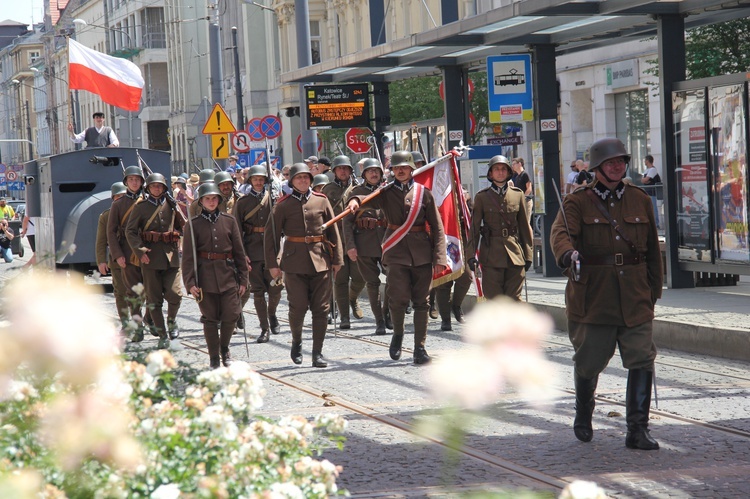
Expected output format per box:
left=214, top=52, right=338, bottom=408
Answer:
left=310, top=21, right=321, bottom=64
left=615, top=90, right=649, bottom=174
left=29, top=51, right=40, bottom=65
left=142, top=8, right=166, bottom=49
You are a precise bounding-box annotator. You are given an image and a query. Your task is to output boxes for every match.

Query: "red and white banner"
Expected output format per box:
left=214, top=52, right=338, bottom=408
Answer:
left=69, top=39, right=144, bottom=112
left=413, top=153, right=468, bottom=286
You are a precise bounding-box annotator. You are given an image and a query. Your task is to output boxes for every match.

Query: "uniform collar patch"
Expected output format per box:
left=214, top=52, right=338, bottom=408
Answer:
left=126, top=190, right=140, bottom=200
left=334, top=178, right=351, bottom=188
left=490, top=183, right=508, bottom=196
left=592, top=182, right=626, bottom=200
left=291, top=188, right=311, bottom=201
left=393, top=178, right=414, bottom=191
left=201, top=210, right=220, bottom=223
left=146, top=194, right=165, bottom=206
left=250, top=188, right=264, bottom=198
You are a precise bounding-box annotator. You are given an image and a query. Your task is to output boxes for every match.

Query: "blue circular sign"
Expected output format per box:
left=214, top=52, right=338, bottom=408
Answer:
left=260, top=115, right=282, bottom=139
left=246, top=118, right=264, bottom=141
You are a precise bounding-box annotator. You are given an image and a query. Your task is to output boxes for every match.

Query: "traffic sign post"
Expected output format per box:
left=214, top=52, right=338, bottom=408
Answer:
left=345, top=127, right=371, bottom=154
left=246, top=117, right=265, bottom=141
left=260, top=115, right=282, bottom=139
left=231, top=131, right=252, bottom=152
left=487, top=54, right=534, bottom=123
left=211, top=134, right=230, bottom=159
left=202, top=103, right=237, bottom=134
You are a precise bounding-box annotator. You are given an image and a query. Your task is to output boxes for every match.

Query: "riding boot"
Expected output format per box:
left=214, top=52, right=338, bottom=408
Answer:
left=268, top=288, right=282, bottom=334
left=428, top=289, right=438, bottom=319
left=167, top=318, right=180, bottom=340
left=337, top=299, right=351, bottom=329
left=219, top=322, right=234, bottom=367
left=383, top=307, right=393, bottom=330
left=625, top=369, right=660, bottom=450
left=350, top=288, right=364, bottom=320
left=368, top=285, right=386, bottom=335
left=413, top=308, right=431, bottom=365
left=573, top=372, right=598, bottom=442
left=389, top=308, right=405, bottom=360
left=437, top=287, right=452, bottom=331
left=203, top=322, right=221, bottom=369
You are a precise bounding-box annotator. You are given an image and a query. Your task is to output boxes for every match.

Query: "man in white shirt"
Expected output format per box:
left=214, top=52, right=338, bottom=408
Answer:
left=68, top=112, right=119, bottom=148
left=565, top=160, right=583, bottom=195
left=642, top=155, right=662, bottom=229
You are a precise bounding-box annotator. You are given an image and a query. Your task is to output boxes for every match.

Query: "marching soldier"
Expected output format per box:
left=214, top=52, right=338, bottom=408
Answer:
left=469, top=155, right=533, bottom=301
left=264, top=163, right=343, bottom=368
left=551, top=138, right=662, bottom=450
left=125, top=173, right=184, bottom=348
left=321, top=155, right=366, bottom=329
left=342, top=158, right=389, bottom=335
left=107, top=165, right=151, bottom=340
left=346, top=151, right=447, bottom=365
left=189, top=169, right=218, bottom=217
left=233, top=165, right=283, bottom=343
left=312, top=174, right=330, bottom=193
left=183, top=183, right=248, bottom=369
left=96, top=182, right=129, bottom=331
left=215, top=170, right=241, bottom=214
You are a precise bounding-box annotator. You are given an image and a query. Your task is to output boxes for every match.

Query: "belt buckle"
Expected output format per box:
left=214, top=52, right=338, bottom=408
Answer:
left=207, top=252, right=216, bottom=260
left=304, top=235, right=315, bottom=244
left=501, top=228, right=509, bottom=238
left=614, top=253, right=624, bottom=266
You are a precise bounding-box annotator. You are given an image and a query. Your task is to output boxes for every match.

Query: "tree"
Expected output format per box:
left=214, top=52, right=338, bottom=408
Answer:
left=684, top=20, right=750, bottom=78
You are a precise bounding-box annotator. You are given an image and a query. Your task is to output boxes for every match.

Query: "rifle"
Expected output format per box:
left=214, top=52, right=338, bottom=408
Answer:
left=321, top=181, right=393, bottom=230
left=413, top=124, right=428, bottom=162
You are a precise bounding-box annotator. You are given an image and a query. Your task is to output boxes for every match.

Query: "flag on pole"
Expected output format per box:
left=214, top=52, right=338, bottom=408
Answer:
left=413, top=153, right=466, bottom=286
left=68, top=39, right=144, bottom=112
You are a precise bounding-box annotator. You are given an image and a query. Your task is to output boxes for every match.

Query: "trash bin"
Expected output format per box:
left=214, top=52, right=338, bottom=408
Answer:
left=8, top=220, right=24, bottom=258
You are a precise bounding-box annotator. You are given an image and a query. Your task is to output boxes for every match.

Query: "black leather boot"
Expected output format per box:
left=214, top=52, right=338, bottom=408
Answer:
left=236, top=314, right=245, bottom=331
left=413, top=346, right=431, bottom=365
left=451, top=305, right=465, bottom=324
left=257, top=329, right=270, bottom=343
left=441, top=319, right=452, bottom=331
left=384, top=308, right=393, bottom=330
left=428, top=290, right=438, bottom=319
left=269, top=315, right=280, bottom=334
left=290, top=342, right=303, bottom=365
left=338, top=303, right=351, bottom=330
left=389, top=334, right=403, bottom=360
left=312, top=351, right=328, bottom=368
left=167, top=319, right=180, bottom=340
left=573, top=372, right=598, bottom=442
left=350, top=298, right=364, bottom=319
left=209, top=355, right=221, bottom=369
left=220, top=347, right=232, bottom=367
left=375, top=319, right=387, bottom=335
left=625, top=369, right=660, bottom=450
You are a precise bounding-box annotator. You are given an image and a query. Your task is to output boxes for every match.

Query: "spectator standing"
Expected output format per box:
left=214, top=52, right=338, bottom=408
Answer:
left=642, top=155, right=662, bottom=229
left=511, top=157, right=534, bottom=225
left=0, top=198, right=15, bottom=220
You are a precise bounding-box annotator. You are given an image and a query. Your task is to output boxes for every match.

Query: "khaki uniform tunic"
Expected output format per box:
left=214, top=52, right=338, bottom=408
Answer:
left=107, top=192, right=145, bottom=307
left=97, top=209, right=128, bottom=322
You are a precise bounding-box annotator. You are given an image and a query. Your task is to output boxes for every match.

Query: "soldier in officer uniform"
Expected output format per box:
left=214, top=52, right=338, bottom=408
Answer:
left=215, top=170, right=241, bottom=214
left=342, top=158, right=389, bottom=335
left=125, top=173, right=184, bottom=348
left=265, top=163, right=343, bottom=368
left=551, top=138, right=662, bottom=450
left=107, top=165, right=152, bottom=340
left=469, top=155, right=533, bottom=301
left=346, top=151, right=447, bottom=365
left=233, top=165, right=283, bottom=343
left=96, top=182, right=129, bottom=331
left=322, top=155, right=366, bottom=329
left=183, top=183, right=248, bottom=369
left=189, top=169, right=218, bottom=217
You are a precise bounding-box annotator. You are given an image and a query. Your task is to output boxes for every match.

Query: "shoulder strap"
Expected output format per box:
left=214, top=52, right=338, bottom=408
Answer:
left=243, top=191, right=270, bottom=222
left=144, top=201, right=166, bottom=230
left=121, top=200, right=137, bottom=225
left=584, top=189, right=638, bottom=253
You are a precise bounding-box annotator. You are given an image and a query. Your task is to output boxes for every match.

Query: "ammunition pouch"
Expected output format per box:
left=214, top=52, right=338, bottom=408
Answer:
left=142, top=230, right=181, bottom=244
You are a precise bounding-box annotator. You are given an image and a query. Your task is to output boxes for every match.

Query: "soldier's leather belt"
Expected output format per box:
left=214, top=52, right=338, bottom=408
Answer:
left=251, top=227, right=265, bottom=233
left=387, top=224, right=426, bottom=232
left=142, top=230, right=181, bottom=243
left=584, top=253, right=646, bottom=266
left=489, top=227, right=518, bottom=238
left=286, top=235, right=325, bottom=243
left=198, top=251, right=232, bottom=260
left=356, top=217, right=387, bottom=229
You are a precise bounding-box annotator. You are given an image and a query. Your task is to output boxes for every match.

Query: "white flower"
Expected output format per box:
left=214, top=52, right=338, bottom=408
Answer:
left=145, top=350, right=177, bottom=376
left=559, top=480, right=607, bottom=499
left=150, top=483, right=181, bottom=499
left=313, top=414, right=347, bottom=435
left=131, top=283, right=145, bottom=296
left=5, top=380, right=39, bottom=402
left=268, top=482, right=304, bottom=499
left=428, top=348, right=505, bottom=410
left=463, top=296, right=553, bottom=348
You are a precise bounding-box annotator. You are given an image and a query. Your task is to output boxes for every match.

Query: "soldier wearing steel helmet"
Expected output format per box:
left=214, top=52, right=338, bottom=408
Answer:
left=551, top=137, right=662, bottom=451
left=232, top=165, right=284, bottom=343
left=322, top=154, right=366, bottom=329
left=214, top=170, right=241, bottom=213
left=469, top=154, right=533, bottom=301
left=189, top=170, right=222, bottom=217
left=346, top=151, right=447, bottom=365
left=107, top=165, right=153, bottom=338
left=97, top=182, right=129, bottom=332
left=183, top=183, right=248, bottom=369
left=312, top=174, right=330, bottom=192
left=264, top=163, right=343, bottom=368
left=125, top=172, right=184, bottom=348
left=342, top=157, right=390, bottom=335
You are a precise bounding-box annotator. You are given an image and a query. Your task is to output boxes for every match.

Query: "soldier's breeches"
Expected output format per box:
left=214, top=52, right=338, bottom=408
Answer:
left=568, top=320, right=657, bottom=380
left=284, top=271, right=331, bottom=346
left=202, top=320, right=221, bottom=358
left=198, top=289, right=242, bottom=324
left=110, top=266, right=129, bottom=322
left=482, top=265, right=524, bottom=301
left=357, top=256, right=384, bottom=317
left=335, top=256, right=365, bottom=306
left=141, top=267, right=182, bottom=334
left=122, top=263, right=144, bottom=316
left=387, top=263, right=432, bottom=336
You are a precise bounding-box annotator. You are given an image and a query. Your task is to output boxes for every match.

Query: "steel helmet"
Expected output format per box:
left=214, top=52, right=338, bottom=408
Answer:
left=248, top=165, right=268, bottom=178
left=332, top=155, right=353, bottom=171
left=111, top=182, right=127, bottom=197
left=312, top=174, right=330, bottom=189
left=391, top=151, right=415, bottom=169
left=214, top=171, right=234, bottom=186
left=196, top=182, right=222, bottom=200
left=588, top=138, right=630, bottom=171
left=487, top=155, right=512, bottom=180
left=361, top=158, right=384, bottom=177
left=288, top=162, right=313, bottom=181
left=145, top=173, right=168, bottom=188
left=199, top=168, right=216, bottom=183
left=122, top=165, right=144, bottom=182
left=411, top=151, right=425, bottom=165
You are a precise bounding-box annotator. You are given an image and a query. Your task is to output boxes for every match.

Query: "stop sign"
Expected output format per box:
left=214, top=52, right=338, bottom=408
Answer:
left=345, top=128, right=371, bottom=154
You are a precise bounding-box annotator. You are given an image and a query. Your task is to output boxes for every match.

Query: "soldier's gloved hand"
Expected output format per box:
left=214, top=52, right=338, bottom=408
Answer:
left=524, top=260, right=532, bottom=271
left=562, top=250, right=580, bottom=267
left=467, top=257, right=478, bottom=271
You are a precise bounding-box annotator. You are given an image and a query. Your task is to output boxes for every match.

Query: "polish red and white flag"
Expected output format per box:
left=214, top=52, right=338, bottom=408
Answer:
left=68, top=39, right=144, bottom=112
